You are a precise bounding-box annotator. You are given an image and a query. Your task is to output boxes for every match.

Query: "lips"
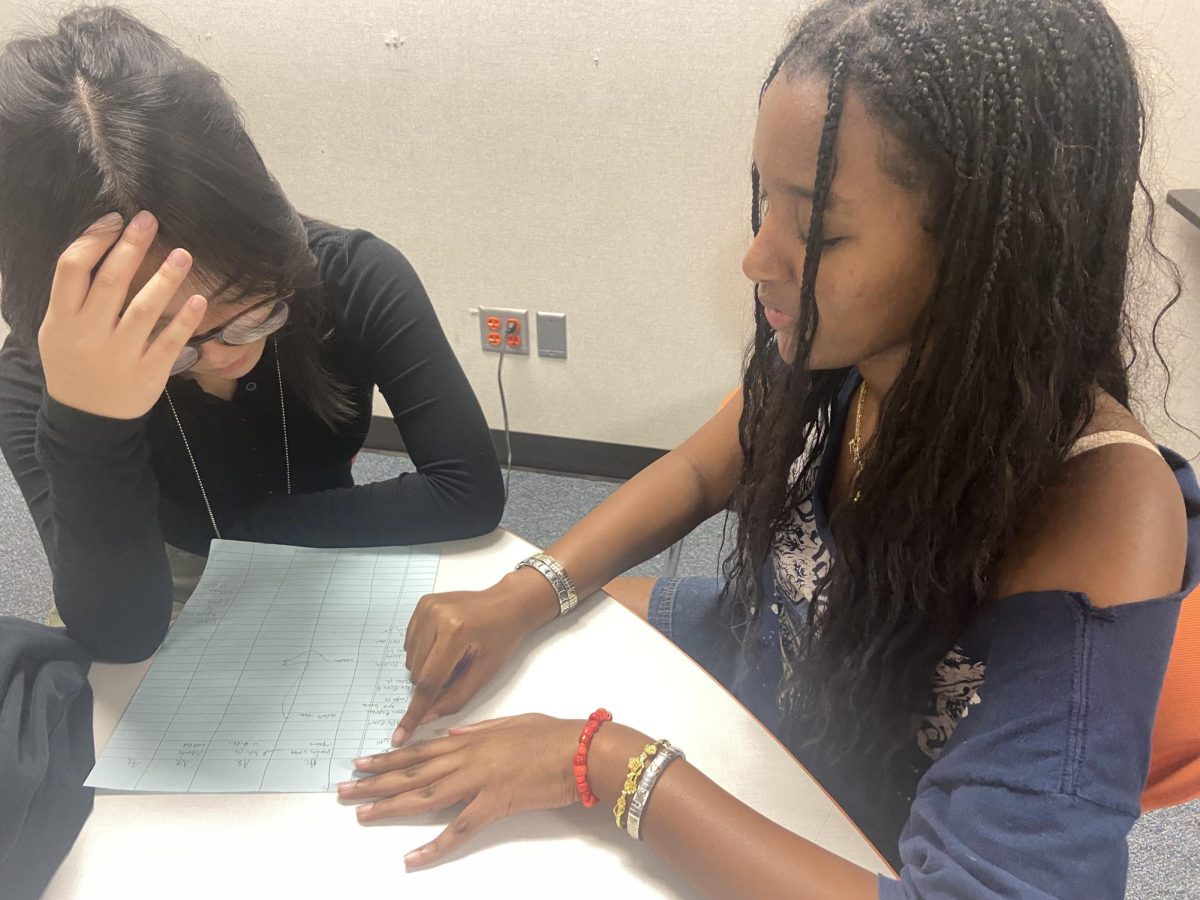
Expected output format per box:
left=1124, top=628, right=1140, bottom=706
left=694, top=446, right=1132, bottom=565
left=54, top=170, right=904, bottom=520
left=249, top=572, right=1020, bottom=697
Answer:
left=762, top=305, right=799, bottom=331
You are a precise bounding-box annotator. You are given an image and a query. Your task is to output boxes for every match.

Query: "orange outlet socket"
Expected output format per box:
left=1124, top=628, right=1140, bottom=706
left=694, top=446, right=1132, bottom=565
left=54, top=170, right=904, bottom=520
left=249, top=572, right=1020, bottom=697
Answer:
left=478, top=307, right=529, bottom=355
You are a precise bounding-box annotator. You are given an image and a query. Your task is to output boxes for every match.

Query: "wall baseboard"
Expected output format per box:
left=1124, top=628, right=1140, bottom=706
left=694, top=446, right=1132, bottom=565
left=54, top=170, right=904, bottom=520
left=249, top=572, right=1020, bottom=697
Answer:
left=365, top=416, right=666, bottom=481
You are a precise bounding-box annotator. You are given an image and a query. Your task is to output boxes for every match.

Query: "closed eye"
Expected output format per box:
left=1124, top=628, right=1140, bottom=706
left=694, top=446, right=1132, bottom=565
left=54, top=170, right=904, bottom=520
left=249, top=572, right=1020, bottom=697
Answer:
left=797, top=231, right=845, bottom=249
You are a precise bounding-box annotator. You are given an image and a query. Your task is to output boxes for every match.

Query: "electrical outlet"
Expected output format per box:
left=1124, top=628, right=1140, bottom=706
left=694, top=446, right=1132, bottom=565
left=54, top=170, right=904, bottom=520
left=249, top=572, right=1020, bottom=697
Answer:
left=478, top=307, right=529, bottom=355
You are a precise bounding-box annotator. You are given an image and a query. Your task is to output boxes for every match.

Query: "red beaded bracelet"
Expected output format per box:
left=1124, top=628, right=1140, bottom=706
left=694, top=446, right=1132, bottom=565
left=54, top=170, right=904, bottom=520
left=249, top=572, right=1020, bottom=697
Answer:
left=573, top=708, right=612, bottom=808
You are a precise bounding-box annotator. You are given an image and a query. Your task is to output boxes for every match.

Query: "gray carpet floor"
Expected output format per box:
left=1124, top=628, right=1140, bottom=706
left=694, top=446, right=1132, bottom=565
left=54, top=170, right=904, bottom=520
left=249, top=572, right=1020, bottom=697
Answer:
left=1, top=451, right=1195, bottom=896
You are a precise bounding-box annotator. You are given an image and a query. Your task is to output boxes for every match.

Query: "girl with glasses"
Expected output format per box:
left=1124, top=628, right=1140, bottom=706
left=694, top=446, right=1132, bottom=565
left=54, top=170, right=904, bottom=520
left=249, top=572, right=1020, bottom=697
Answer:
left=0, top=7, right=505, bottom=662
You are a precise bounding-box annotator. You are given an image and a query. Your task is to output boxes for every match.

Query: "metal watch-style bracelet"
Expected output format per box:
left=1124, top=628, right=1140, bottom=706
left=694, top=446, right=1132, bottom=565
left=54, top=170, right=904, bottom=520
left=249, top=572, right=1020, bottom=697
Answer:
left=515, top=552, right=579, bottom=616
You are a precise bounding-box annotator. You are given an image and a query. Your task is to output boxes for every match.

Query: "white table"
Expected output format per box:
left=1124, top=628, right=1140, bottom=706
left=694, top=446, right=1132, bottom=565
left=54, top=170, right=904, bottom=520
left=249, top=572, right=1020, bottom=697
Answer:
left=45, top=530, right=893, bottom=898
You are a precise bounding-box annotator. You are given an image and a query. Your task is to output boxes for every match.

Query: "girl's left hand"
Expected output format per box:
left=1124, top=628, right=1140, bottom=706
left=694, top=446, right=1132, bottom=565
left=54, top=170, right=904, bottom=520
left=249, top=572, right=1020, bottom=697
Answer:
left=339, top=713, right=581, bottom=869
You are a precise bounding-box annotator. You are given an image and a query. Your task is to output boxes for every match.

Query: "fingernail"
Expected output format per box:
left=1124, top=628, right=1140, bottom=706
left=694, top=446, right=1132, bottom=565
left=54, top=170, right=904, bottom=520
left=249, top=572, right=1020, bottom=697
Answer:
left=131, top=210, right=154, bottom=231
left=404, top=848, right=424, bottom=867
left=391, top=726, right=409, bottom=747
left=85, top=212, right=123, bottom=234
left=353, top=756, right=372, bottom=768
left=421, top=713, right=437, bottom=726
left=356, top=802, right=374, bottom=819
left=336, top=781, right=356, bottom=794
left=167, top=248, right=189, bottom=268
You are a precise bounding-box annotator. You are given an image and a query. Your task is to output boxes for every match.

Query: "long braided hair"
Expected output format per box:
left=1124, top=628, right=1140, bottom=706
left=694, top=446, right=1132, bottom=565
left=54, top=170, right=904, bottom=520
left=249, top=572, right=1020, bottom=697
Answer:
left=723, top=0, right=1178, bottom=759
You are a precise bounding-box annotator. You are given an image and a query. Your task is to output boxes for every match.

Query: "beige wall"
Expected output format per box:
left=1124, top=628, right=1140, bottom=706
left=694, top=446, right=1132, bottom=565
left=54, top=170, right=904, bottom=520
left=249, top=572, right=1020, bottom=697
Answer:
left=1105, top=0, right=1200, bottom=456
left=0, top=0, right=1196, bottom=453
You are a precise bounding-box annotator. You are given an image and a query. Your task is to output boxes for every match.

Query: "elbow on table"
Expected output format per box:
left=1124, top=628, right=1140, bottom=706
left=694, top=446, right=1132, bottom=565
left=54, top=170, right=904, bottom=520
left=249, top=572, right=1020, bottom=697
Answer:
left=70, top=619, right=167, bottom=663
left=437, top=464, right=505, bottom=540
left=56, top=598, right=171, bottom=663
left=68, top=623, right=166, bottom=663
left=456, top=470, right=505, bottom=537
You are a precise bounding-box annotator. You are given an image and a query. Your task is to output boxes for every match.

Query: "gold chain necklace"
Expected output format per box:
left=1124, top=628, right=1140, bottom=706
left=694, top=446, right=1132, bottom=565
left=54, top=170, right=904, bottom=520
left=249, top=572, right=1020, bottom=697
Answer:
left=848, top=382, right=867, bottom=502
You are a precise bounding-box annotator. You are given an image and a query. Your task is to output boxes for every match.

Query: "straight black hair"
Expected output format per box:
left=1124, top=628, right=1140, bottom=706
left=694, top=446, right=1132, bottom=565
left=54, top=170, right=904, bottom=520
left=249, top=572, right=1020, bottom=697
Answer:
left=0, top=5, right=351, bottom=425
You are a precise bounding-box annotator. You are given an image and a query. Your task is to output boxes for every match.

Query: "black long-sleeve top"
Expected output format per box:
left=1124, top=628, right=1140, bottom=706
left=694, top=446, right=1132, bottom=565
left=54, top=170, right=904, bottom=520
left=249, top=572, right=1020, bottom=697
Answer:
left=0, top=221, right=504, bottom=662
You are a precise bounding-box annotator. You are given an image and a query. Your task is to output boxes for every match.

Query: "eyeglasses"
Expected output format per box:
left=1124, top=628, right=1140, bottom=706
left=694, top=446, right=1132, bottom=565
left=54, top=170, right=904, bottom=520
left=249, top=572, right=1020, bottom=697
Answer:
left=170, top=297, right=291, bottom=375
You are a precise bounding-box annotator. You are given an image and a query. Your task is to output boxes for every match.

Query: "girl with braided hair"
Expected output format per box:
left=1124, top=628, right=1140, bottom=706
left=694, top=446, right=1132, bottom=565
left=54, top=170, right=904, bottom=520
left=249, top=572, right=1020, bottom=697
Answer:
left=343, top=1, right=1198, bottom=895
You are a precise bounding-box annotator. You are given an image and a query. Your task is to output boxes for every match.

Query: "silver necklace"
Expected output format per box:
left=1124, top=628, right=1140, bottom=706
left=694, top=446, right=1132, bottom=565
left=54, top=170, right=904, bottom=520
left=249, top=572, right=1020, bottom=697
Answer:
left=163, top=338, right=291, bottom=539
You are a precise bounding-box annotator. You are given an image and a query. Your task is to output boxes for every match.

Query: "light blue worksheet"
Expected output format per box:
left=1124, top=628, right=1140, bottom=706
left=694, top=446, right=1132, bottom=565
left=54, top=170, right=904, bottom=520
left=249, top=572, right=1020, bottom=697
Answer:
left=86, top=540, right=439, bottom=793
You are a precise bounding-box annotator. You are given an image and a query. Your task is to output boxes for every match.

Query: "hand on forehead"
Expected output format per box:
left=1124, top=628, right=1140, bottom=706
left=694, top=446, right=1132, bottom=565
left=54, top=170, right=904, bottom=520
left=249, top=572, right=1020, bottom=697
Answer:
left=127, top=242, right=258, bottom=328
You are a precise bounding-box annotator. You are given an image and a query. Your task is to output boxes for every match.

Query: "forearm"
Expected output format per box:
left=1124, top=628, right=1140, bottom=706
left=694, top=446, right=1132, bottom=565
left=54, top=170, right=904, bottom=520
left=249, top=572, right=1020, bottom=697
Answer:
left=497, top=448, right=727, bottom=629
left=330, top=227, right=506, bottom=543
left=229, top=457, right=504, bottom=548
left=589, top=723, right=879, bottom=900
left=35, top=396, right=174, bottom=660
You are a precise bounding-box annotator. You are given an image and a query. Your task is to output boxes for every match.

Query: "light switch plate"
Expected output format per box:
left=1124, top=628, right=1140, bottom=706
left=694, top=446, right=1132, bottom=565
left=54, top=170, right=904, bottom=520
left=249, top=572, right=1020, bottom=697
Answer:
left=537, top=312, right=567, bottom=359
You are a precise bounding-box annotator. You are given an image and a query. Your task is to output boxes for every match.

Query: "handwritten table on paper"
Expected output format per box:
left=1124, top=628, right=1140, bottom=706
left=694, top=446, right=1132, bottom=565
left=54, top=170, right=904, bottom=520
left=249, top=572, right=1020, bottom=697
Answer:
left=85, top=540, right=439, bottom=793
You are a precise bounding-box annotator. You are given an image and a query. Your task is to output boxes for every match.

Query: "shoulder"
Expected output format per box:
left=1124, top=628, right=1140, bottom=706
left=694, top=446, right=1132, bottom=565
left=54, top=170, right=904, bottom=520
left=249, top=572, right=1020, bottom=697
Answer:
left=302, top=219, right=431, bottom=340
left=995, top=393, right=1188, bottom=607
left=304, top=218, right=419, bottom=287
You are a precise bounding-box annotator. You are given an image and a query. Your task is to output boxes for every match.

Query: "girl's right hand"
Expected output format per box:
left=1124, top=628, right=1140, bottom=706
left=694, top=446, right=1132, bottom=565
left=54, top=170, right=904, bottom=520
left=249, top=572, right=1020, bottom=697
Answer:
left=394, top=567, right=562, bottom=745
left=38, top=210, right=208, bottom=419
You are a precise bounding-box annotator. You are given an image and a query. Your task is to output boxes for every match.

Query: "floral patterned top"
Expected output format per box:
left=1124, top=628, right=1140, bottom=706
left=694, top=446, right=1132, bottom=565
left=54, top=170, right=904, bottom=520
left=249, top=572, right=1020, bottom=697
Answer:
left=771, top=491, right=984, bottom=762
left=749, top=372, right=1199, bottom=899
